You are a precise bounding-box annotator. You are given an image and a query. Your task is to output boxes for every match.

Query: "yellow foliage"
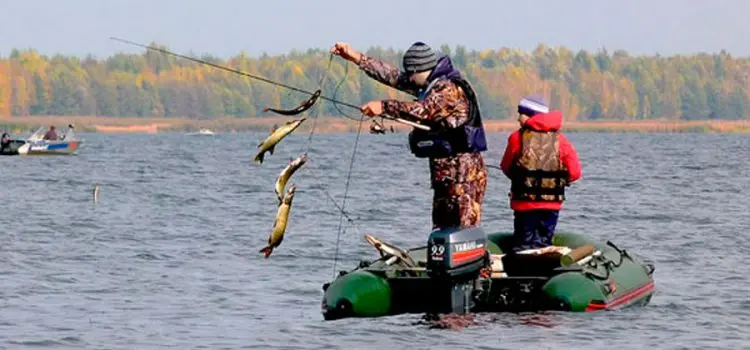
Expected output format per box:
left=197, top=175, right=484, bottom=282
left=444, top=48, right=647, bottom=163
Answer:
left=479, top=49, right=493, bottom=60
left=293, top=64, right=304, bottom=77
left=0, top=44, right=747, bottom=121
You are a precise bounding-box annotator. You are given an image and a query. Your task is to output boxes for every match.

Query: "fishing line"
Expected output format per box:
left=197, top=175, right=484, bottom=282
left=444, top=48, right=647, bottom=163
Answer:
left=295, top=56, right=367, bottom=275
left=485, top=164, right=509, bottom=178
left=278, top=54, right=365, bottom=275
left=294, top=54, right=359, bottom=226
left=296, top=54, right=362, bottom=232
left=329, top=62, right=362, bottom=122
left=110, top=37, right=358, bottom=110
left=330, top=59, right=366, bottom=276
left=297, top=55, right=365, bottom=234
left=303, top=166, right=362, bottom=230
left=331, top=113, right=365, bottom=277
left=301, top=53, right=334, bottom=155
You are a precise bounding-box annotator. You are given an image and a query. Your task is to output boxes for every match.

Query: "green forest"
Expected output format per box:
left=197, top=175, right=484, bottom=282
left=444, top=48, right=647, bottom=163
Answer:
left=0, top=43, right=748, bottom=121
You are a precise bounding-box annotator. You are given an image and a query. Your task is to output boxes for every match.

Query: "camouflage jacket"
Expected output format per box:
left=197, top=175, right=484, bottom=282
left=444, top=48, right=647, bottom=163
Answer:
left=358, top=54, right=487, bottom=185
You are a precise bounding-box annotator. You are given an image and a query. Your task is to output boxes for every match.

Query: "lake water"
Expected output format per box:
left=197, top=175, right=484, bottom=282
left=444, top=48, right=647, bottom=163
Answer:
left=1, top=130, right=748, bottom=349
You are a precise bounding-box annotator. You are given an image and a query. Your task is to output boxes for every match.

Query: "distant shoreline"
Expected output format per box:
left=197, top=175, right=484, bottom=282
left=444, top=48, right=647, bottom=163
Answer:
left=2, top=116, right=750, bottom=134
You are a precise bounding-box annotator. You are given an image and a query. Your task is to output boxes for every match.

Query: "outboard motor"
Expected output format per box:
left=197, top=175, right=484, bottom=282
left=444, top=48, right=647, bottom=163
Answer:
left=426, top=226, right=490, bottom=314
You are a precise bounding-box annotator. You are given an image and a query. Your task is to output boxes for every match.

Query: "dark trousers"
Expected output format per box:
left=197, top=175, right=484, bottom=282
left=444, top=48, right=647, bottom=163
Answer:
left=512, top=210, right=559, bottom=252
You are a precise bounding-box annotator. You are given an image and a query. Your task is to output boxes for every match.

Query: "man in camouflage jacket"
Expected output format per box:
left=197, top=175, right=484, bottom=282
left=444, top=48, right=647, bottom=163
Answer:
left=331, top=41, right=488, bottom=230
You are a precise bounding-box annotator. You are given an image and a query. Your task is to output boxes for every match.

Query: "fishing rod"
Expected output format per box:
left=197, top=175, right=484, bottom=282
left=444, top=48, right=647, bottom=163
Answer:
left=109, top=37, right=430, bottom=131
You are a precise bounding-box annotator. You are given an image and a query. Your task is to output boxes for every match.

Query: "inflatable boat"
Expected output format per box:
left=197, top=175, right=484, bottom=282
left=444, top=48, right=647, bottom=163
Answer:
left=321, top=227, right=655, bottom=320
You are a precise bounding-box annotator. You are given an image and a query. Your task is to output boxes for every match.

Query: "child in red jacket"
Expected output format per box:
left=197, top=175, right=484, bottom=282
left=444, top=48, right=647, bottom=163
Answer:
left=500, top=95, right=582, bottom=252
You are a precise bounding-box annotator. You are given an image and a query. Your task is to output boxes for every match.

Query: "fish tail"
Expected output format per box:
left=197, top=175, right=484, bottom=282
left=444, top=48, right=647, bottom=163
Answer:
left=259, top=246, right=274, bottom=258
left=255, top=151, right=265, bottom=164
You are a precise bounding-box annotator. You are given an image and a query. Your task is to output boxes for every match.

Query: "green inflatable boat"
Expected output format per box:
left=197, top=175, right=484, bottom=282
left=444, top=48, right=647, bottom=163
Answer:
left=321, top=227, right=655, bottom=320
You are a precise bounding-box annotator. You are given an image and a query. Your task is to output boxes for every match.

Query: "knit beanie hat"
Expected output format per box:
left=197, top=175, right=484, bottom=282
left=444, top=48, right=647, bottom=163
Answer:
left=402, top=42, right=438, bottom=74
left=518, top=94, right=549, bottom=116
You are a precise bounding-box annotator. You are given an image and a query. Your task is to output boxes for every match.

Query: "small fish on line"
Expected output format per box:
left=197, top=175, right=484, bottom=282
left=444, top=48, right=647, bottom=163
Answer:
left=259, top=185, right=297, bottom=259
left=275, top=153, right=308, bottom=204
left=263, top=89, right=321, bottom=116
left=92, top=184, right=100, bottom=202
left=253, top=117, right=306, bottom=164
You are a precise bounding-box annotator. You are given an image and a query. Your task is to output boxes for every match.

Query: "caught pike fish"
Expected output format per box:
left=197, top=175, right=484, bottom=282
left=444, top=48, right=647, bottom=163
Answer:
left=253, top=117, right=306, bottom=164
left=275, top=153, right=308, bottom=204
left=259, top=185, right=297, bottom=258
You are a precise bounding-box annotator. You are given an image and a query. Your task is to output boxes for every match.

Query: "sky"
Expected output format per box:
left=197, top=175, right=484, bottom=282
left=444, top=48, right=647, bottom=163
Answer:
left=1, top=0, right=748, bottom=59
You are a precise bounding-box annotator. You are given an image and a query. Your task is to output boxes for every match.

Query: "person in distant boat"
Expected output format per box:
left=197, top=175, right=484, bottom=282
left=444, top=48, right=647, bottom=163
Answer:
left=1, top=132, right=10, bottom=152
left=331, top=41, right=488, bottom=230
left=59, top=124, right=74, bottom=140
left=43, top=125, right=58, bottom=141
left=500, top=95, right=582, bottom=252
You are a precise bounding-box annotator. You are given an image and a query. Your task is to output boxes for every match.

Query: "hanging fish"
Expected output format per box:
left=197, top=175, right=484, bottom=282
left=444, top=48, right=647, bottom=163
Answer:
left=259, top=185, right=297, bottom=259
left=92, top=184, right=100, bottom=202
left=364, top=233, right=416, bottom=267
left=275, top=154, right=308, bottom=204
left=254, top=117, right=306, bottom=164
left=263, top=89, right=321, bottom=116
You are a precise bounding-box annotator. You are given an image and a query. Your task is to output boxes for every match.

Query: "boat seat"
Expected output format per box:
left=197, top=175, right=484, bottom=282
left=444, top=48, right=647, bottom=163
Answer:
left=489, top=245, right=573, bottom=278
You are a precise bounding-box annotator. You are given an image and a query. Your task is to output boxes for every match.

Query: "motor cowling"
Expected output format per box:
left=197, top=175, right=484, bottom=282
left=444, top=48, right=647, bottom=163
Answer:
left=426, top=227, right=490, bottom=314
left=427, top=226, right=490, bottom=279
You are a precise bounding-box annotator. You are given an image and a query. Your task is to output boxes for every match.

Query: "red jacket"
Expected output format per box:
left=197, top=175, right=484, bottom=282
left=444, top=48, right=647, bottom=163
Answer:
left=500, top=111, right=581, bottom=211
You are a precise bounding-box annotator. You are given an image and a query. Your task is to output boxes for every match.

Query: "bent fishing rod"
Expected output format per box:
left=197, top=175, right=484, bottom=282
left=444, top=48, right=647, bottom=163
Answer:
left=109, top=37, right=430, bottom=131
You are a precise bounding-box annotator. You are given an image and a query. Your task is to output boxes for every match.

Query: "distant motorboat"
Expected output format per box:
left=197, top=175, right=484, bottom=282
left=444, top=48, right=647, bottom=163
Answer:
left=187, top=128, right=216, bottom=136
left=2, top=125, right=82, bottom=156
left=0, top=138, right=26, bottom=156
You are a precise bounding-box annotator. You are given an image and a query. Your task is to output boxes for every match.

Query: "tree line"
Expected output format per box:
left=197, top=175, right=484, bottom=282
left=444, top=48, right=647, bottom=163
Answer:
left=0, top=43, right=748, bottom=120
